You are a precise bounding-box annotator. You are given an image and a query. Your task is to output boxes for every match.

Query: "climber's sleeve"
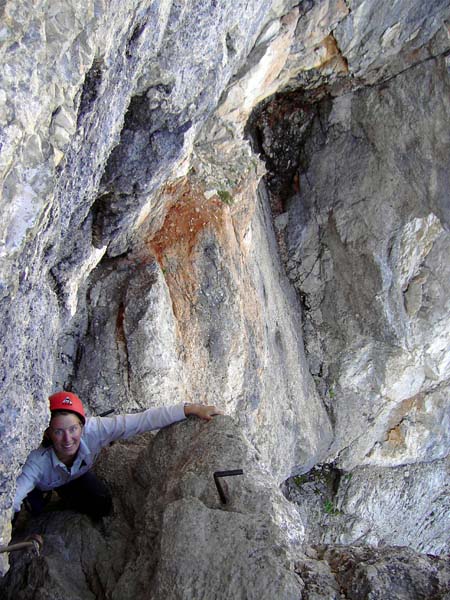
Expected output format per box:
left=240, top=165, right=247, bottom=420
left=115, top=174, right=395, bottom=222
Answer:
left=84, top=403, right=187, bottom=448
left=13, top=454, right=42, bottom=512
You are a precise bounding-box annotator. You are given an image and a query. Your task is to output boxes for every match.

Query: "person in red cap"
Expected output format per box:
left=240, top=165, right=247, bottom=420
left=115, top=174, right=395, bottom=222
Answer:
left=13, top=391, right=222, bottom=519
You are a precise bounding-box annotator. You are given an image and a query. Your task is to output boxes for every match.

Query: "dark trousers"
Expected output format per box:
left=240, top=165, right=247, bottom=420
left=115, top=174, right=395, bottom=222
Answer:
left=25, top=471, right=112, bottom=519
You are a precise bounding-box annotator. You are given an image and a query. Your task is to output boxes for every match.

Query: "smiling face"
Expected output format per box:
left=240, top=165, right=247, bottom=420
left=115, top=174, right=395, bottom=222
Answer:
left=47, top=412, right=83, bottom=466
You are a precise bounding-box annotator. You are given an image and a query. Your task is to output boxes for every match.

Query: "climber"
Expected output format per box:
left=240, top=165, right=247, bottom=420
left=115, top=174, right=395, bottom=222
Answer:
left=13, top=391, right=223, bottom=520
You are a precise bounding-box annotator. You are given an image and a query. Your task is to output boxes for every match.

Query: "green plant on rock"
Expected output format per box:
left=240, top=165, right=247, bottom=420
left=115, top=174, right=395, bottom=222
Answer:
left=217, top=189, right=234, bottom=205
left=293, top=474, right=308, bottom=487
left=323, top=499, right=339, bottom=515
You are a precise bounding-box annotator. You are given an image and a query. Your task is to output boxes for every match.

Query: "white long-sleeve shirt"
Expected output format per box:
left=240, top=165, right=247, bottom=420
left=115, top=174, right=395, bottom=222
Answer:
left=13, top=403, right=186, bottom=512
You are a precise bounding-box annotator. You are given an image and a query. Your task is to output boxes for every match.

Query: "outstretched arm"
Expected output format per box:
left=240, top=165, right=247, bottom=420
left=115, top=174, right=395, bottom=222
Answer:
left=184, top=404, right=224, bottom=421
left=13, top=456, right=41, bottom=512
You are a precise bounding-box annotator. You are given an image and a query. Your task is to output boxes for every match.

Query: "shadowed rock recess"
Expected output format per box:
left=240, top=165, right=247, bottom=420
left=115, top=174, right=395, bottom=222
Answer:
left=1, top=0, right=449, bottom=596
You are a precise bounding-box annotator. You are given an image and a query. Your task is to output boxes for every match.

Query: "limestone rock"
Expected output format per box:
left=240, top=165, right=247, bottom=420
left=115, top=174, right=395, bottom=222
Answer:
left=333, top=457, right=450, bottom=555
left=334, top=0, right=450, bottom=86
left=1, top=0, right=450, bottom=582
left=0, top=417, right=306, bottom=599
left=253, top=54, right=450, bottom=470
left=1, top=0, right=302, bottom=564
left=285, top=457, right=450, bottom=556
left=2, top=417, right=449, bottom=599
left=118, top=416, right=305, bottom=599
left=68, top=180, right=332, bottom=480
left=297, top=545, right=450, bottom=600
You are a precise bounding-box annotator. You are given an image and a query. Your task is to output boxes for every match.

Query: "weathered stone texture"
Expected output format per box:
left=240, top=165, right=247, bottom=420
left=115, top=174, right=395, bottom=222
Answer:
left=72, top=180, right=332, bottom=479
left=2, top=418, right=449, bottom=599
left=297, top=545, right=450, bottom=600
left=334, top=0, right=450, bottom=86
left=285, top=456, right=450, bottom=556
left=333, top=457, right=450, bottom=555
left=1, top=0, right=298, bottom=566
left=1, top=0, right=450, bottom=589
left=0, top=417, right=306, bottom=599
left=255, top=55, right=450, bottom=471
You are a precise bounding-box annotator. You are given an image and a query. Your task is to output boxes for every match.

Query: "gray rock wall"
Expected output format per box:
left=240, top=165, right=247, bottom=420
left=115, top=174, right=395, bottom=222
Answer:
left=71, top=182, right=332, bottom=480
left=1, top=0, right=450, bottom=587
left=285, top=457, right=450, bottom=556
left=1, top=417, right=449, bottom=599
left=251, top=9, right=450, bottom=559
left=273, top=56, right=450, bottom=469
left=0, top=0, right=301, bottom=568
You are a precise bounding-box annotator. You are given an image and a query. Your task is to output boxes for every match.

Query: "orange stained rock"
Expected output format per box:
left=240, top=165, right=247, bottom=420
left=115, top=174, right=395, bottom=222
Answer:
left=382, top=393, right=425, bottom=449
left=133, top=177, right=263, bottom=402
left=386, top=424, right=405, bottom=447
left=148, top=183, right=229, bottom=266
left=317, top=34, right=349, bottom=73
left=141, top=180, right=237, bottom=321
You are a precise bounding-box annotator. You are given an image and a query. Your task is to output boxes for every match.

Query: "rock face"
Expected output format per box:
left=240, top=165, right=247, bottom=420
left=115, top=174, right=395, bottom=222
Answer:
left=1, top=0, right=450, bottom=591
left=1, top=417, right=449, bottom=600
left=285, top=457, right=450, bottom=555
left=296, top=544, right=450, bottom=600
left=259, top=58, right=450, bottom=471
left=0, top=417, right=305, bottom=599
left=253, top=54, right=450, bottom=553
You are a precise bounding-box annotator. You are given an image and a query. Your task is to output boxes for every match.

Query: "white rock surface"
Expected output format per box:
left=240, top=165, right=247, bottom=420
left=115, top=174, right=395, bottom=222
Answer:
left=0, top=0, right=449, bottom=583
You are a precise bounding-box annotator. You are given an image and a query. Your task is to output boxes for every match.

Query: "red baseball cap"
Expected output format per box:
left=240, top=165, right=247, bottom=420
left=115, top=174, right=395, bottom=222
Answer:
left=49, top=391, right=86, bottom=424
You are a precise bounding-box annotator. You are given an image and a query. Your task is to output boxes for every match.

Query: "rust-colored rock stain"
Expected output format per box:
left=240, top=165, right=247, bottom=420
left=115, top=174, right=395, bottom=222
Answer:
left=131, top=176, right=261, bottom=404
left=148, top=180, right=227, bottom=266
left=137, top=179, right=238, bottom=327
left=383, top=394, right=425, bottom=449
